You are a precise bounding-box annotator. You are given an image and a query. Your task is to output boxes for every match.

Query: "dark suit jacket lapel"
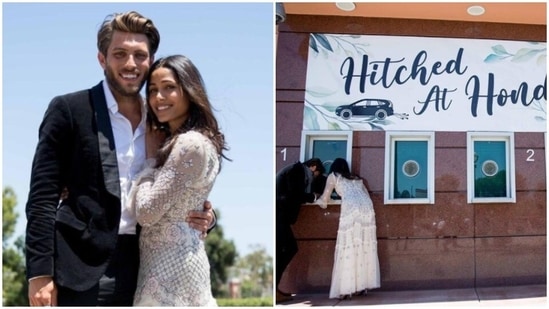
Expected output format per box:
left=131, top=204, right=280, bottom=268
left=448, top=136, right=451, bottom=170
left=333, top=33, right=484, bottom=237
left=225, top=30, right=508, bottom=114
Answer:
left=90, top=82, right=121, bottom=199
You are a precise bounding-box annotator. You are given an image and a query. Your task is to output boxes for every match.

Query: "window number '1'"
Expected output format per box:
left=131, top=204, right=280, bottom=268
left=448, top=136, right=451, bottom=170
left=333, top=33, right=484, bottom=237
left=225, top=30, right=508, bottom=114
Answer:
left=281, top=148, right=287, bottom=161
left=526, top=149, right=535, bottom=162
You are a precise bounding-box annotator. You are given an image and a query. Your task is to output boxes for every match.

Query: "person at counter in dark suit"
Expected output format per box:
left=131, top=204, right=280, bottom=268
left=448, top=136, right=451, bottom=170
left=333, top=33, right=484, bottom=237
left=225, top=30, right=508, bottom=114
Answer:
left=275, top=160, right=316, bottom=303
left=305, top=158, right=327, bottom=197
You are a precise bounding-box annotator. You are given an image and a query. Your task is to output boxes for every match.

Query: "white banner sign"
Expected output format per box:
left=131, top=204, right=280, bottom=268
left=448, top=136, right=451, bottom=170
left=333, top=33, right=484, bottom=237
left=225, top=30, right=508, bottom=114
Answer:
left=304, top=34, right=546, bottom=132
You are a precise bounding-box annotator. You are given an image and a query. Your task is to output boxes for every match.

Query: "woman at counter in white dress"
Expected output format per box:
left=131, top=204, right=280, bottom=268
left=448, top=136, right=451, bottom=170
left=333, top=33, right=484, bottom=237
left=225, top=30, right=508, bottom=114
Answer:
left=315, top=158, right=380, bottom=299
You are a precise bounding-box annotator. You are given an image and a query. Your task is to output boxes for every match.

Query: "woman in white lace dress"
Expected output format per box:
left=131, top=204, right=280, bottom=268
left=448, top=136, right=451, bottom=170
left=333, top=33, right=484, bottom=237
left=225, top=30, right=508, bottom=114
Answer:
left=315, top=158, right=380, bottom=299
left=128, top=55, right=229, bottom=306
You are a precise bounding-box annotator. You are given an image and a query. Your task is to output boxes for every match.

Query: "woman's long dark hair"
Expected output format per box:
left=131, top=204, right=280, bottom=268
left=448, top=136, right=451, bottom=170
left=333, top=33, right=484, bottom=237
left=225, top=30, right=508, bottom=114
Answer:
left=328, top=158, right=361, bottom=180
left=146, top=55, right=230, bottom=168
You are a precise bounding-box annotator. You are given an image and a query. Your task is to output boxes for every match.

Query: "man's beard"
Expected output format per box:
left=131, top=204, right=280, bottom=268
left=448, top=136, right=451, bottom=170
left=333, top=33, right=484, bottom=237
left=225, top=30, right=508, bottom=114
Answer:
left=104, top=65, right=146, bottom=98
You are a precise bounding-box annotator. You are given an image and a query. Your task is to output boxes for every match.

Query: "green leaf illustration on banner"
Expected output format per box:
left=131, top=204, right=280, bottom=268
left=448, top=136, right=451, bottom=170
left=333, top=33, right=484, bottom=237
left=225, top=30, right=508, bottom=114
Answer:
left=537, top=54, right=546, bottom=66
left=309, top=35, right=319, bottom=53
left=330, top=35, right=369, bottom=56
left=484, top=54, right=506, bottom=63
left=491, top=44, right=510, bottom=55
left=370, top=122, right=384, bottom=131
left=309, top=34, right=371, bottom=58
left=306, top=86, right=337, bottom=98
left=531, top=99, right=547, bottom=122
left=485, top=44, right=546, bottom=64
left=511, top=48, right=545, bottom=62
left=303, top=105, right=319, bottom=130
left=312, top=34, right=333, bottom=52
left=310, top=34, right=334, bottom=54
left=327, top=121, right=342, bottom=130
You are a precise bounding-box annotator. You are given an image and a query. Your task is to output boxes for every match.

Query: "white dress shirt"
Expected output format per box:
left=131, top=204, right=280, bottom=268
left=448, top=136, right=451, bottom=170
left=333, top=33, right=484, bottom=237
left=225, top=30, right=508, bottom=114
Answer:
left=102, top=81, right=146, bottom=235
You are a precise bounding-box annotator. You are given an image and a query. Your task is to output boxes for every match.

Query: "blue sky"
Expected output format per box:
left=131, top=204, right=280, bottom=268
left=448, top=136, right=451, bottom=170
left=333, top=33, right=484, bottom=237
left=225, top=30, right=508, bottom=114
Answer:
left=2, top=2, right=274, bottom=257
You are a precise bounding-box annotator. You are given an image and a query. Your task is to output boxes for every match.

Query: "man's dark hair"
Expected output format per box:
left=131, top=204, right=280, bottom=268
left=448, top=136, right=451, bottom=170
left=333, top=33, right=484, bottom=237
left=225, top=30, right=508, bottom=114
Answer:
left=97, top=11, right=160, bottom=57
left=305, top=158, right=325, bottom=174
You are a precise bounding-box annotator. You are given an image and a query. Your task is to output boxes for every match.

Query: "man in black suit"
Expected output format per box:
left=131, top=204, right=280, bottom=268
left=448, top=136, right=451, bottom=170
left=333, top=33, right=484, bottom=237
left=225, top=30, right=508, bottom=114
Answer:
left=305, top=158, right=327, bottom=196
left=275, top=161, right=316, bottom=303
left=25, top=11, right=214, bottom=306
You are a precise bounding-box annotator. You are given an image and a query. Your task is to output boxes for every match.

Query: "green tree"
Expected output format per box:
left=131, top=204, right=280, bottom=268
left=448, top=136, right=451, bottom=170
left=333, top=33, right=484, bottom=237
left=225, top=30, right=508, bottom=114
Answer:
left=3, top=187, right=28, bottom=306
left=232, top=245, right=273, bottom=298
left=3, top=187, right=18, bottom=239
left=205, top=210, right=237, bottom=298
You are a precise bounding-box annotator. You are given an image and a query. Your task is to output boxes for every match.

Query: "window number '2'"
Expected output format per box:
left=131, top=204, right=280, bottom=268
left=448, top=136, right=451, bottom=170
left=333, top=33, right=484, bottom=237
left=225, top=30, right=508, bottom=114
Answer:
left=281, top=148, right=287, bottom=161
left=526, top=149, right=535, bottom=162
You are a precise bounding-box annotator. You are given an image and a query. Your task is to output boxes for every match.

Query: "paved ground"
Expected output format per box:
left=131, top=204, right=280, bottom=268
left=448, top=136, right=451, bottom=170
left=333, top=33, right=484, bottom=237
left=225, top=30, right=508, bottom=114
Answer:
left=275, top=284, right=547, bottom=307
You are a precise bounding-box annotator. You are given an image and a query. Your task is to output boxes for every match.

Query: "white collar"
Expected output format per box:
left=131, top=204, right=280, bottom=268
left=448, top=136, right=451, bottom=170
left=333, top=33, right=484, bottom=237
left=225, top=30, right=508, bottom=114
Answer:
left=101, top=80, right=146, bottom=118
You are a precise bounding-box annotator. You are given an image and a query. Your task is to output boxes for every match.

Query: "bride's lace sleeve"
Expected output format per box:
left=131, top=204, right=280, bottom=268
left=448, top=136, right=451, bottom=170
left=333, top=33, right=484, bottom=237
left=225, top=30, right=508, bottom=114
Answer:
left=315, top=172, right=337, bottom=209
left=130, top=131, right=214, bottom=226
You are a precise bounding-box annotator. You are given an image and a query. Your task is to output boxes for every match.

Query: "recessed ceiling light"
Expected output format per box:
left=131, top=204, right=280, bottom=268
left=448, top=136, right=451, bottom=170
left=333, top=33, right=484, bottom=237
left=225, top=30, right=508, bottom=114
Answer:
left=467, top=5, right=485, bottom=16
left=336, top=2, right=356, bottom=12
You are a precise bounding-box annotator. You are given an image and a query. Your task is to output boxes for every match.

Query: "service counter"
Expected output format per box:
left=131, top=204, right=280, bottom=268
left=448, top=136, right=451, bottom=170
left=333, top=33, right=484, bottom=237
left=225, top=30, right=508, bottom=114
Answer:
left=279, top=196, right=546, bottom=293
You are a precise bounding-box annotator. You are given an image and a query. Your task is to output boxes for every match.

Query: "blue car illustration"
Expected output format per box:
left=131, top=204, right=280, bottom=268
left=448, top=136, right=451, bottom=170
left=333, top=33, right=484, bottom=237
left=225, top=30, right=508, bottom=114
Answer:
left=335, top=98, right=394, bottom=120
